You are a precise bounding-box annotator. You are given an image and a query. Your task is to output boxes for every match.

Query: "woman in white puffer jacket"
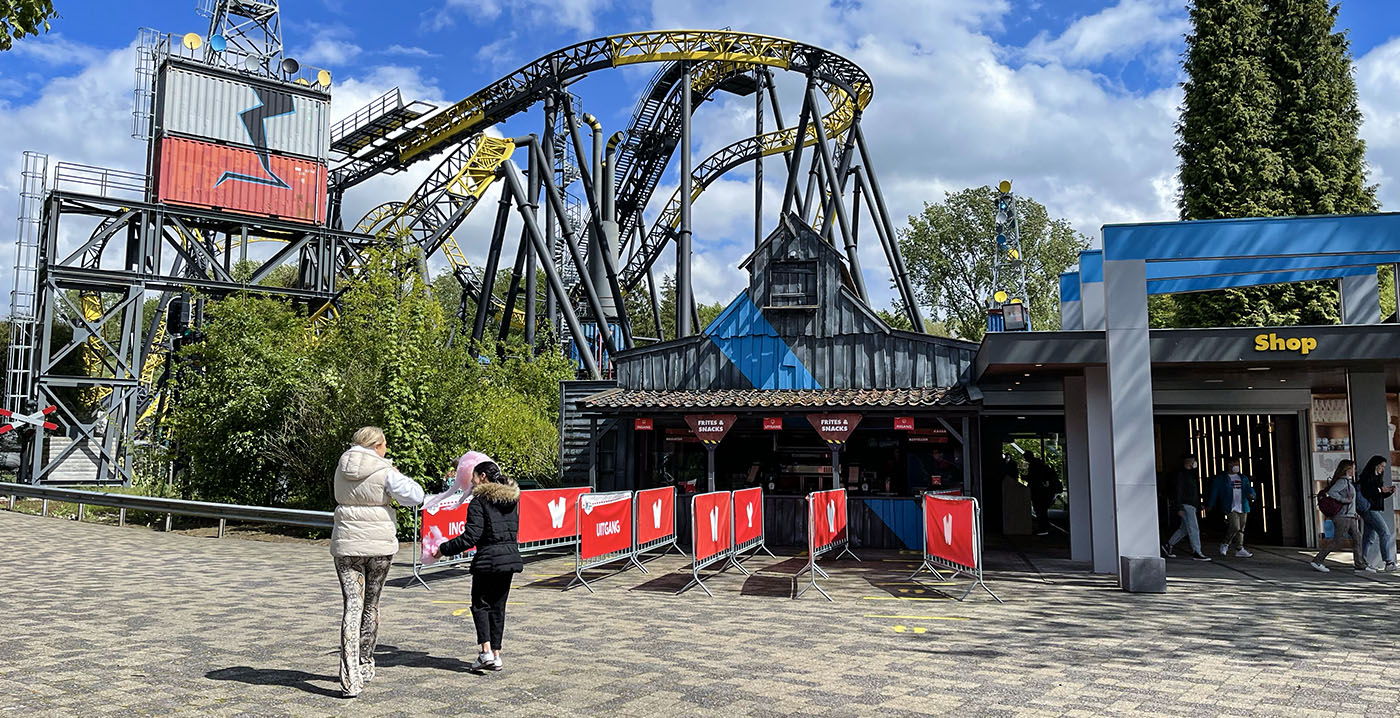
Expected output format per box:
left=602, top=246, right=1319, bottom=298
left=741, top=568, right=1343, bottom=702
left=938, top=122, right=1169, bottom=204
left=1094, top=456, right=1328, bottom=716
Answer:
left=330, top=426, right=425, bottom=698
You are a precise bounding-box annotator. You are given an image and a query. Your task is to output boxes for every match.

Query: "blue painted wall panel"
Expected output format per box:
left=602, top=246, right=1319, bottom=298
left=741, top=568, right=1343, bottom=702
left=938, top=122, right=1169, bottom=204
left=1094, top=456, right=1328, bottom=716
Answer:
left=862, top=498, right=922, bottom=550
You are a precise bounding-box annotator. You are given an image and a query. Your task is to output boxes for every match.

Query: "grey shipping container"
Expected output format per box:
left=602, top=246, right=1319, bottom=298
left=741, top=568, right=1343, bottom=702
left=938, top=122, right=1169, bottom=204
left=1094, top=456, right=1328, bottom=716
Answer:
left=155, top=61, right=330, bottom=162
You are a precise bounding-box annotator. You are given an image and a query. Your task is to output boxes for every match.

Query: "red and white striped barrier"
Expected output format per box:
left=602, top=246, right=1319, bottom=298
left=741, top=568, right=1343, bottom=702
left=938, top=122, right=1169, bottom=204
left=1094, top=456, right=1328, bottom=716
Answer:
left=794, top=488, right=859, bottom=601
left=909, top=493, right=1000, bottom=602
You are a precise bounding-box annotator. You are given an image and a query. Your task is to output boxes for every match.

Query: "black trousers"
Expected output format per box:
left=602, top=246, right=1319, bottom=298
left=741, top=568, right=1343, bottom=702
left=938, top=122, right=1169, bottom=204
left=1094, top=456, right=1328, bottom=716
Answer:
left=471, top=571, right=513, bottom=651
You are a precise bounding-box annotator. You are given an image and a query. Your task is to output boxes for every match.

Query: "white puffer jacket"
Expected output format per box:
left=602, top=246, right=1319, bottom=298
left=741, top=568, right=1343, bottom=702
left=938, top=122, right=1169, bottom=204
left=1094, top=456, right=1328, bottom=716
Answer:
left=331, top=447, right=400, bottom=557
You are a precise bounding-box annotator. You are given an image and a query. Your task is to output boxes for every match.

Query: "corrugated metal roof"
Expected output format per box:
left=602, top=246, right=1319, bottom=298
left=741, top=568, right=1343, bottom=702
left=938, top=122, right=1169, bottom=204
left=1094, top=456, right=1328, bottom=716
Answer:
left=580, top=385, right=972, bottom=410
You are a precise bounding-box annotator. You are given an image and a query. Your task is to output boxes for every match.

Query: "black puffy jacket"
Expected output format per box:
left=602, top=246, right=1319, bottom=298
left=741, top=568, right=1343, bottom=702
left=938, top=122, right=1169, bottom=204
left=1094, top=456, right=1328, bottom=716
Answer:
left=439, top=481, right=523, bottom=574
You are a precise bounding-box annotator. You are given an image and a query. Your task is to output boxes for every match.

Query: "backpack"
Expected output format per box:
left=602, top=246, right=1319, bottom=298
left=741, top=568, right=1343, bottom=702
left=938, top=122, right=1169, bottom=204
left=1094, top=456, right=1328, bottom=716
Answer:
left=1317, top=478, right=1344, bottom=517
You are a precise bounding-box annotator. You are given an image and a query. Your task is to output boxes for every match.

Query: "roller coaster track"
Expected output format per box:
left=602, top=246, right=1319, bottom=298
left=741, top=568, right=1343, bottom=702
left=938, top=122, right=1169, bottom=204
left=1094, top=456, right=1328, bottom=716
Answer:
left=338, top=30, right=871, bottom=317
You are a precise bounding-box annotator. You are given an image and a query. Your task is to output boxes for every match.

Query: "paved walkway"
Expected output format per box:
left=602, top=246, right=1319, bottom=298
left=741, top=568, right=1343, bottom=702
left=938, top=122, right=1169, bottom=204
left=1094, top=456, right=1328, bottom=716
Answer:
left=2, top=509, right=1398, bottom=717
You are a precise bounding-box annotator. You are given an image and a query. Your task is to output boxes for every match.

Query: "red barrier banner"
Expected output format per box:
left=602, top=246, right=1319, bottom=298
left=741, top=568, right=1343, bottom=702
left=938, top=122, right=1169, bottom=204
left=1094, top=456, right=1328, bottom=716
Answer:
left=809, top=488, right=848, bottom=551
left=578, top=493, right=633, bottom=560
left=925, top=495, right=977, bottom=569
left=692, top=490, right=733, bottom=563
left=635, top=486, right=676, bottom=545
left=732, top=487, right=764, bottom=546
left=419, top=494, right=472, bottom=564
left=518, top=487, right=591, bottom=543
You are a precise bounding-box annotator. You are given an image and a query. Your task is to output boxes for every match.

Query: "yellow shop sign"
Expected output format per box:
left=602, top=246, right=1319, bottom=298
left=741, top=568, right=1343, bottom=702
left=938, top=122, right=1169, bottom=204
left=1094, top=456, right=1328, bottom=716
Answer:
left=1254, top=333, right=1317, bottom=355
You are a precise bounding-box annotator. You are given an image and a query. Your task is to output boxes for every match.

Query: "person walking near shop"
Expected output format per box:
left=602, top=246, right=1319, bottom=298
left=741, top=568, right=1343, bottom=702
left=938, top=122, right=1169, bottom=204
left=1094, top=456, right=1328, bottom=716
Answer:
left=330, top=426, right=426, bottom=699
left=1356, top=455, right=1396, bottom=572
left=1207, top=457, right=1256, bottom=558
left=428, top=459, right=523, bottom=672
left=1162, top=454, right=1212, bottom=561
left=1311, top=459, right=1371, bottom=573
left=1026, top=453, right=1062, bottom=536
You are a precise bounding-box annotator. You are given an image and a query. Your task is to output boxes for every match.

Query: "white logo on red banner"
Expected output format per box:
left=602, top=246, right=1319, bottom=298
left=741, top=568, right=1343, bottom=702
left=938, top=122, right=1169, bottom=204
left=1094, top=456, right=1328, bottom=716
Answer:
left=652, top=499, right=662, bottom=528
left=827, top=501, right=836, bottom=532
left=925, top=496, right=977, bottom=569
left=746, top=503, right=753, bottom=528
left=518, top=487, right=591, bottom=543
left=709, top=506, right=719, bottom=542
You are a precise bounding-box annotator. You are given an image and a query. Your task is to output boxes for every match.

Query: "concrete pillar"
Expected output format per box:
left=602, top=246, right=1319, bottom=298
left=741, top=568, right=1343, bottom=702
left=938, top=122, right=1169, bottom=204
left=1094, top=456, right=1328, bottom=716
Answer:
left=1064, top=374, right=1092, bottom=562
left=1348, top=369, right=1393, bottom=545
left=1103, top=258, right=1165, bottom=592
left=1060, top=299, right=1082, bottom=331
left=1085, top=366, right=1118, bottom=573
left=1081, top=282, right=1104, bottom=330
left=1340, top=271, right=1381, bottom=325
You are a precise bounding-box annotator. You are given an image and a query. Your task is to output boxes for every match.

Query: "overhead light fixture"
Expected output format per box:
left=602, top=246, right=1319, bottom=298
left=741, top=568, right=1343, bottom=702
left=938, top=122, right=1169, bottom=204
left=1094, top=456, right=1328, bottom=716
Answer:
left=1247, top=386, right=1254, bottom=390
left=1016, top=416, right=1026, bottom=420
left=1023, top=373, right=1031, bottom=377
left=1035, top=363, right=1043, bottom=367
left=1246, top=367, right=1271, bottom=372
left=1280, top=379, right=1287, bottom=383
left=1204, top=379, right=1224, bottom=384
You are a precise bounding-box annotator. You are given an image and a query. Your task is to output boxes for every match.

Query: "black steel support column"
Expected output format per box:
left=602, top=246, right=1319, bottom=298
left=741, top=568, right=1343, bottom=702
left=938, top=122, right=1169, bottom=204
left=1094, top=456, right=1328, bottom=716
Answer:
left=677, top=62, right=695, bottom=338
left=639, top=222, right=665, bottom=342
left=755, top=68, right=764, bottom=248
left=473, top=185, right=512, bottom=350
left=496, top=227, right=530, bottom=346
left=853, top=122, right=925, bottom=332
left=499, top=164, right=602, bottom=379
left=781, top=74, right=817, bottom=218
left=543, top=95, right=558, bottom=336
left=520, top=138, right=620, bottom=353
left=524, top=140, right=539, bottom=354
left=807, top=87, right=867, bottom=302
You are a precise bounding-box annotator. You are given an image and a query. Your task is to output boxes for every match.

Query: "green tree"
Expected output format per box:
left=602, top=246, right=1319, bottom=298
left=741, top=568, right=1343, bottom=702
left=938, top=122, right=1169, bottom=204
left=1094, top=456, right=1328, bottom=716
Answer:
left=1167, top=0, right=1378, bottom=328
left=625, top=273, right=723, bottom=341
left=899, top=187, right=1089, bottom=342
left=1, top=0, right=55, bottom=51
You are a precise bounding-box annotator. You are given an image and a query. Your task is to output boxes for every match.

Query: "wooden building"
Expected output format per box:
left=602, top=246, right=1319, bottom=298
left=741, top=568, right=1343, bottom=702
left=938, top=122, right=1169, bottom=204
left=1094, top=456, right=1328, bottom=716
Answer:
left=561, top=214, right=980, bottom=548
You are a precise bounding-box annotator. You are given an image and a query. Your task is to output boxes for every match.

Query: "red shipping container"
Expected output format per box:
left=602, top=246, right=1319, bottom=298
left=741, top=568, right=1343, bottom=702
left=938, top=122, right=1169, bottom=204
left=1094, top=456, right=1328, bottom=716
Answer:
left=156, top=136, right=327, bottom=224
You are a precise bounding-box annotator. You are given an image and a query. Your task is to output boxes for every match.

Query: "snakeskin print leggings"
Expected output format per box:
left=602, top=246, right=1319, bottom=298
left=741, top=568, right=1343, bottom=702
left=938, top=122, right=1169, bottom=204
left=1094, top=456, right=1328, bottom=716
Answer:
left=333, top=555, right=393, bottom=696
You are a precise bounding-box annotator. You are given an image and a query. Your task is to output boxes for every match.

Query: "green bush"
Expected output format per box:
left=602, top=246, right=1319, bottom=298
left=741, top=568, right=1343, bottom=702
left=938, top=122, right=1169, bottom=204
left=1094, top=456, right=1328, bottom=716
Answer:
left=162, top=243, right=574, bottom=537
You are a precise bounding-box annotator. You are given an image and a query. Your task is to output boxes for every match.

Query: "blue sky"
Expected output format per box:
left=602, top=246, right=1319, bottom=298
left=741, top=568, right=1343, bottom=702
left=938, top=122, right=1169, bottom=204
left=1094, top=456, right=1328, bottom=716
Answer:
left=3, top=0, right=1400, bottom=318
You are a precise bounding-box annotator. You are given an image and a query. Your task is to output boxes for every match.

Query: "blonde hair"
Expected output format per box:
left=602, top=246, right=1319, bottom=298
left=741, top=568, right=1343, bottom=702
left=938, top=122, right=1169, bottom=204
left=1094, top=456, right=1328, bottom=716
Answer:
left=352, top=426, right=386, bottom=449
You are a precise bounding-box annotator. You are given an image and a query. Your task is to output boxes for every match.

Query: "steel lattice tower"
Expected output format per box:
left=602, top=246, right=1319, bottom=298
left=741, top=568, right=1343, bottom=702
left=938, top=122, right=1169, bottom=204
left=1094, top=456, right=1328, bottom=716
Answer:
left=988, top=180, right=1031, bottom=331
left=197, top=0, right=284, bottom=76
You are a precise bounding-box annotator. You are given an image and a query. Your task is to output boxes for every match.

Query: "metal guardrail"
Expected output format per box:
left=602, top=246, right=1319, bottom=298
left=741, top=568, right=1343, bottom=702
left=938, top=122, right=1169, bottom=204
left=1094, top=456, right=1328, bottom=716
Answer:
left=0, top=481, right=334, bottom=533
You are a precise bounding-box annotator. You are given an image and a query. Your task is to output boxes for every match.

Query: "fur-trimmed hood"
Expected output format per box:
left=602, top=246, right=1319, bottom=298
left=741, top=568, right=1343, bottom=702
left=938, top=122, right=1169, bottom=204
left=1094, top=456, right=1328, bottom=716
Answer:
left=472, top=481, right=520, bottom=504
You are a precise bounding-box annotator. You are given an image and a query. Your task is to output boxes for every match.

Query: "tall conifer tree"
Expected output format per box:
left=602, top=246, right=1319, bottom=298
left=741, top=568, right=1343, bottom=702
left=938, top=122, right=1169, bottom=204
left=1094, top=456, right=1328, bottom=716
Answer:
left=1169, top=0, right=1377, bottom=328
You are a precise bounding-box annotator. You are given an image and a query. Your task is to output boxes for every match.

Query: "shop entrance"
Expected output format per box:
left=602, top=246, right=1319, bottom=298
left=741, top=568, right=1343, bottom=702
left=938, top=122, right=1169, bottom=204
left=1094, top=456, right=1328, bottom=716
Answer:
left=1154, top=413, right=1306, bottom=548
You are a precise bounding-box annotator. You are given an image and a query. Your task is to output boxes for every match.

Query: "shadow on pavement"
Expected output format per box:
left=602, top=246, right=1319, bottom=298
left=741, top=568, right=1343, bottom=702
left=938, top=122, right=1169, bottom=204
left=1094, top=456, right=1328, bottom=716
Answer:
left=205, top=667, right=342, bottom=698
left=373, top=644, right=477, bottom=673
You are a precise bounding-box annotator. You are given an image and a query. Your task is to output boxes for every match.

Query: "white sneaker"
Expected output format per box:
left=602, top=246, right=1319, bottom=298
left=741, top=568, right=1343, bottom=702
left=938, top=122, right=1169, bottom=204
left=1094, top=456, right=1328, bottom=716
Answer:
left=1234, top=548, right=1253, bottom=558
left=1219, top=544, right=1229, bottom=556
left=489, top=652, right=503, bottom=671
left=1310, top=561, right=1330, bottom=572
left=1358, top=566, right=1378, bottom=574
left=471, top=651, right=495, bottom=671
left=1386, top=562, right=1397, bottom=573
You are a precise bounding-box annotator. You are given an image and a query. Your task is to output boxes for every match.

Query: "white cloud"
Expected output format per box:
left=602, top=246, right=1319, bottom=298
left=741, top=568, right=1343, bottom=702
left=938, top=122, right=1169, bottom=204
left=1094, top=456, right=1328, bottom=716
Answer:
left=295, top=26, right=362, bottom=67
left=1357, top=36, right=1400, bottom=211
left=7, top=33, right=105, bottom=67
left=1024, top=0, right=1188, bottom=68
left=383, top=44, right=439, bottom=58
left=424, top=0, right=609, bottom=35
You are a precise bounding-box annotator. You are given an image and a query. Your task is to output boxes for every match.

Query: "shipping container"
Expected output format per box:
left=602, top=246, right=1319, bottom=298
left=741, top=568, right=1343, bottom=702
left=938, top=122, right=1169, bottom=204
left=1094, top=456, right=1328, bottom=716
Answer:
left=156, top=136, right=328, bottom=225
left=156, top=60, right=330, bottom=161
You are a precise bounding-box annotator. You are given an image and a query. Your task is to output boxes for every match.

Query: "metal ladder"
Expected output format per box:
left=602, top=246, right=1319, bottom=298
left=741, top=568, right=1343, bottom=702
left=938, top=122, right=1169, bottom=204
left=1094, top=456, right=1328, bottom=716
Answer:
left=7, top=152, right=48, bottom=413
left=131, top=28, right=160, bottom=140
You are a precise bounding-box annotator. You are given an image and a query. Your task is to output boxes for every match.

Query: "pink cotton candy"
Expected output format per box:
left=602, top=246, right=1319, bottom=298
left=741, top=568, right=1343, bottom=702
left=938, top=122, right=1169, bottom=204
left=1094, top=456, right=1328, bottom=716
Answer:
left=455, top=450, right=494, bottom=487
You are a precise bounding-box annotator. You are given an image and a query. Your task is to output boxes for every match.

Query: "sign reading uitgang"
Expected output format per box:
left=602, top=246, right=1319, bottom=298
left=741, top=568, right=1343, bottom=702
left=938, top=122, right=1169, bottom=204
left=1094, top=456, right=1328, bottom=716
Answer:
left=807, top=413, right=862, bottom=446
left=684, top=414, right=737, bottom=445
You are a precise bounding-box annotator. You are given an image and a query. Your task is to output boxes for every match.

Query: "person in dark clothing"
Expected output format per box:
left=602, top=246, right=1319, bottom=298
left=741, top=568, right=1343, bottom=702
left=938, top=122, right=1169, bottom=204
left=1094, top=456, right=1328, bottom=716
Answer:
left=429, top=460, right=523, bottom=671
left=1357, top=455, right=1396, bottom=572
left=1161, top=454, right=1211, bottom=561
left=1026, top=454, right=1062, bottom=536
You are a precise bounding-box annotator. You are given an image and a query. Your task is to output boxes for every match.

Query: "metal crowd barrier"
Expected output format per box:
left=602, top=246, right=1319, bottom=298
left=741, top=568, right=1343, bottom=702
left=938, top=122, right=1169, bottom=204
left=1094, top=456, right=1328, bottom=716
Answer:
left=566, top=492, right=637, bottom=592
left=629, top=486, right=681, bottom=571
left=732, top=487, right=776, bottom=564
left=677, top=490, right=748, bottom=597
left=0, top=481, right=333, bottom=535
left=909, top=493, right=1001, bottom=602
left=794, top=489, right=859, bottom=602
